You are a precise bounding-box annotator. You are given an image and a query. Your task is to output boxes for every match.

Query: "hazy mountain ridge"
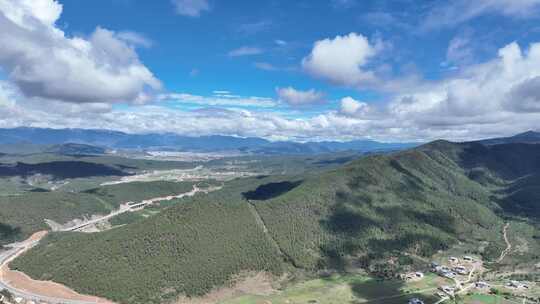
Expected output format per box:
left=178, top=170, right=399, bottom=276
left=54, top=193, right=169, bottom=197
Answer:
left=475, top=130, right=540, bottom=145
left=0, top=127, right=417, bottom=154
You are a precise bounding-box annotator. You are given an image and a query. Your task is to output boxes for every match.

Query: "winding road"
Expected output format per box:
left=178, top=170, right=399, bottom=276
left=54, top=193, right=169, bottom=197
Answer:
left=0, top=234, right=106, bottom=304
left=64, top=184, right=221, bottom=232
left=497, top=223, right=512, bottom=263
left=0, top=184, right=221, bottom=304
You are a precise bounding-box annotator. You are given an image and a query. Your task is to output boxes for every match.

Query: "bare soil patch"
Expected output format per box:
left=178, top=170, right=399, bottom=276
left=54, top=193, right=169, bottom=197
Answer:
left=175, top=272, right=277, bottom=304
left=0, top=231, right=115, bottom=304
left=1, top=270, right=114, bottom=304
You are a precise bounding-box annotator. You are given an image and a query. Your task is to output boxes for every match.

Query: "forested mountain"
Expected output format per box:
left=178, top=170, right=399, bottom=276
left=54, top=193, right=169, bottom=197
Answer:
left=0, top=181, right=197, bottom=246
left=43, top=143, right=107, bottom=155
left=12, top=140, right=540, bottom=304
left=0, top=127, right=416, bottom=154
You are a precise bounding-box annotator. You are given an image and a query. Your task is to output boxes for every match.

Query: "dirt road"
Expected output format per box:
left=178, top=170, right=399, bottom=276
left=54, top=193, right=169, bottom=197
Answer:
left=65, top=184, right=222, bottom=232
left=497, top=223, right=512, bottom=263
left=0, top=232, right=113, bottom=304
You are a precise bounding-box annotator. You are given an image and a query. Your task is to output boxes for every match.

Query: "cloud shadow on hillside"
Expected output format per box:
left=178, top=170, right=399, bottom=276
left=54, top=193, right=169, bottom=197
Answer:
left=242, top=180, right=302, bottom=200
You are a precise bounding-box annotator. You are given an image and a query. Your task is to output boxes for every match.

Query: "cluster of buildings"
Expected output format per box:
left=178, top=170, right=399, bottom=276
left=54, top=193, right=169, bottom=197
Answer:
left=404, top=254, right=536, bottom=303
left=0, top=295, right=47, bottom=304
left=431, top=256, right=473, bottom=279
left=475, top=281, right=490, bottom=289
left=507, top=280, right=529, bottom=290
left=401, top=271, right=424, bottom=281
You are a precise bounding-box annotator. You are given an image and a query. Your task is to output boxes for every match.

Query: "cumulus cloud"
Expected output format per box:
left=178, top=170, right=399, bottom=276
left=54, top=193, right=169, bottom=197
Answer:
left=228, top=46, right=264, bottom=57
left=172, top=0, right=210, bottom=17
left=302, top=33, right=380, bottom=88
left=388, top=41, right=540, bottom=132
left=339, top=97, right=372, bottom=117
left=506, top=76, right=540, bottom=112
left=117, top=31, right=153, bottom=48
left=0, top=0, right=161, bottom=104
left=276, top=87, right=325, bottom=106
left=7, top=37, right=540, bottom=142
left=422, top=0, right=540, bottom=30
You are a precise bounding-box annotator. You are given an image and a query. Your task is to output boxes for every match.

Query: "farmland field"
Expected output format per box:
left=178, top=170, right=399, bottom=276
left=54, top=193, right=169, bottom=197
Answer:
left=220, top=273, right=448, bottom=304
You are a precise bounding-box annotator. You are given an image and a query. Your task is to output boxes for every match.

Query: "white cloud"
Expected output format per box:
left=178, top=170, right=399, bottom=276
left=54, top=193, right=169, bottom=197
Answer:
left=276, top=87, right=325, bottom=106
left=506, top=75, right=540, bottom=112
left=5, top=39, right=540, bottom=142
left=331, top=0, right=356, bottom=8
left=339, top=97, right=372, bottom=117
left=237, top=20, right=272, bottom=35
left=3, top=66, right=540, bottom=142
left=302, top=33, right=380, bottom=88
left=0, top=81, right=17, bottom=107
left=0, top=0, right=62, bottom=29
left=388, top=41, right=540, bottom=136
left=159, top=92, right=277, bottom=108
left=117, top=31, right=153, bottom=48
left=254, top=62, right=278, bottom=71
left=422, top=0, right=540, bottom=30
left=274, top=39, right=287, bottom=46
left=228, top=46, right=264, bottom=57
left=212, top=90, right=231, bottom=95
left=445, top=32, right=474, bottom=66
left=0, top=0, right=161, bottom=104
left=172, top=0, right=210, bottom=17
left=361, top=12, right=412, bottom=30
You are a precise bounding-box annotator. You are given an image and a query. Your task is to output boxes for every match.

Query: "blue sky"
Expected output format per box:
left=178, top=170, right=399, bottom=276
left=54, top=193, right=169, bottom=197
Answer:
left=1, top=0, right=540, bottom=141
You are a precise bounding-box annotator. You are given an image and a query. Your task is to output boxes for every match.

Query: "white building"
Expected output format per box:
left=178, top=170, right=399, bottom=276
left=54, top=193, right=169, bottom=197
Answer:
left=475, top=281, right=490, bottom=289
left=408, top=298, right=425, bottom=304
left=463, top=256, right=474, bottom=262
left=440, top=286, right=455, bottom=295
left=453, top=265, right=468, bottom=275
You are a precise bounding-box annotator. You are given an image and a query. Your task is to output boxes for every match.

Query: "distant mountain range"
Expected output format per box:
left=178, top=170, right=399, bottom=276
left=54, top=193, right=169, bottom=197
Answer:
left=0, top=127, right=417, bottom=155
left=476, top=131, right=540, bottom=145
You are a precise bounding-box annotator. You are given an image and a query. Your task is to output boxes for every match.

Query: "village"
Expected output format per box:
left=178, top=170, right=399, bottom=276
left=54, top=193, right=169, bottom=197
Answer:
left=1, top=293, right=47, bottom=304
left=401, top=254, right=538, bottom=304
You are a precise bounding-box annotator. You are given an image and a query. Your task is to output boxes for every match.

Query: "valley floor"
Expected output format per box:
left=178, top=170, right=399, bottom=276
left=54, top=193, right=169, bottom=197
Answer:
left=218, top=273, right=445, bottom=304
left=216, top=272, right=540, bottom=304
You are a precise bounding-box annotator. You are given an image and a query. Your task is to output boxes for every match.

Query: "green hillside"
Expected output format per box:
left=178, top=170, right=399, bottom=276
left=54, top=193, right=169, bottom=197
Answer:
left=0, top=181, right=198, bottom=245
left=11, top=141, right=540, bottom=303
left=0, top=191, right=112, bottom=244
left=12, top=179, right=284, bottom=303
left=82, top=181, right=198, bottom=207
